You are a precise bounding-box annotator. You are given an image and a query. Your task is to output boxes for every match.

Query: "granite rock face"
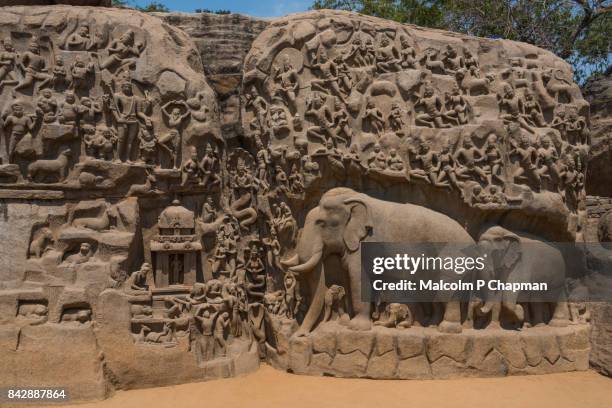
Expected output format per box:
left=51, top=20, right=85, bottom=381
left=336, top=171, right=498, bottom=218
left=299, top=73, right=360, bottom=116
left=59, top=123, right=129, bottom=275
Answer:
left=0, top=5, right=600, bottom=402
left=583, top=75, right=612, bottom=197
left=157, top=12, right=269, bottom=135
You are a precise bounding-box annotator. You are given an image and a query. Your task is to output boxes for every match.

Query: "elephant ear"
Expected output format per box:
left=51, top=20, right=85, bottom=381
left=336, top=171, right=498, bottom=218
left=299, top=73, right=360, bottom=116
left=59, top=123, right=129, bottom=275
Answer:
left=502, top=233, right=522, bottom=270
left=342, top=198, right=372, bottom=253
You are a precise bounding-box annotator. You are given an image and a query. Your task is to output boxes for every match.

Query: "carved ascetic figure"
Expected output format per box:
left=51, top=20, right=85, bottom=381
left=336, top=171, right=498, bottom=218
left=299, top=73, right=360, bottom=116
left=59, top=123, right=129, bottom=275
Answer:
left=283, top=187, right=475, bottom=335
left=107, top=81, right=151, bottom=163
left=0, top=39, right=18, bottom=88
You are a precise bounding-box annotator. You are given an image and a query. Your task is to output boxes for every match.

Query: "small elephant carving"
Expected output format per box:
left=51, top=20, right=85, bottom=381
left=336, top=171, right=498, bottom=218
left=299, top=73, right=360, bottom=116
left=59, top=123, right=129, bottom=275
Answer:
left=323, top=284, right=348, bottom=322
left=374, top=303, right=413, bottom=328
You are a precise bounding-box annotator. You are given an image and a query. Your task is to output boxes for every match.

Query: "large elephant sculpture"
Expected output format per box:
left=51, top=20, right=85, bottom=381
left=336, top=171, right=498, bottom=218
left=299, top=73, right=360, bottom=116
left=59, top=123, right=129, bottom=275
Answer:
left=477, top=226, right=570, bottom=327
left=281, top=187, right=475, bottom=336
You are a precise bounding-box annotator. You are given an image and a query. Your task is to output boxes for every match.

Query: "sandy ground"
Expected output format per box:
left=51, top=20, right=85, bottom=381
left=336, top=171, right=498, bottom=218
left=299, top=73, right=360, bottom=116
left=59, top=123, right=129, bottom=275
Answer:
left=48, top=365, right=612, bottom=408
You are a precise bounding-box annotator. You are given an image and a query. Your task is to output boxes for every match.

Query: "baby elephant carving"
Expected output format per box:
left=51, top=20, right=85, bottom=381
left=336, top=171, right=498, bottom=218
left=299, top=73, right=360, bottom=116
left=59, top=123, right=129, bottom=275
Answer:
left=374, top=303, right=413, bottom=328
left=323, top=284, right=348, bottom=322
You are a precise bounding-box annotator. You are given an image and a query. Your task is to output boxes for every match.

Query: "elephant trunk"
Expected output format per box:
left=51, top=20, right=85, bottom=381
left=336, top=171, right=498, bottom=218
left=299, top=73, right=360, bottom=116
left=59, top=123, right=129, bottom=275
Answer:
left=280, top=253, right=299, bottom=268
left=289, top=240, right=324, bottom=274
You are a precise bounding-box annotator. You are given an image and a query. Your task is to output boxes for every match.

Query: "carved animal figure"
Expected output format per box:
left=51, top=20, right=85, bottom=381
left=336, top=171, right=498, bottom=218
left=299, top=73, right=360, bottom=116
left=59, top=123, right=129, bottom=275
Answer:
left=374, top=303, right=413, bottom=328
left=28, top=227, right=54, bottom=258
left=323, top=284, right=348, bottom=322
left=477, top=226, right=570, bottom=327
left=72, top=210, right=110, bottom=231
left=282, top=187, right=475, bottom=336
left=27, top=149, right=72, bottom=183
left=128, top=172, right=156, bottom=197
left=455, top=68, right=494, bottom=96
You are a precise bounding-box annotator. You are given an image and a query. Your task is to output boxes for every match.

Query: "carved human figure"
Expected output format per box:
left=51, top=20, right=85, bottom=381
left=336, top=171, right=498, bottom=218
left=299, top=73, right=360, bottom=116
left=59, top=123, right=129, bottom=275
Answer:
left=510, top=135, right=541, bottom=187
left=194, top=309, right=215, bottom=361
left=464, top=49, right=479, bottom=71
left=305, top=91, right=333, bottom=144
left=498, top=84, right=535, bottom=134
left=522, top=89, right=546, bottom=127
left=565, top=107, right=589, bottom=145
left=399, top=35, right=417, bottom=69
left=364, top=99, right=385, bottom=135
left=36, top=88, right=58, bottom=123
left=388, top=102, right=405, bottom=133
left=273, top=56, right=299, bottom=111
left=0, top=39, right=18, bottom=88
left=536, top=135, right=559, bottom=185
left=444, top=85, right=469, bottom=125
left=107, top=81, right=151, bottom=163
left=482, top=133, right=504, bottom=185
left=367, top=143, right=387, bottom=170
left=201, top=196, right=217, bottom=223
left=442, top=45, right=464, bottom=74
left=387, top=148, right=404, bottom=171
left=255, top=139, right=271, bottom=188
left=283, top=271, right=301, bottom=319
left=51, top=57, right=68, bottom=89
left=99, top=29, right=144, bottom=71
left=77, top=96, right=102, bottom=128
left=414, top=84, right=452, bottom=128
left=138, top=124, right=157, bottom=165
left=200, top=143, right=221, bottom=188
left=213, top=311, right=230, bottom=357
left=310, top=47, right=345, bottom=102
left=14, top=40, right=52, bottom=92
left=69, top=56, right=95, bottom=92
left=288, top=163, right=305, bottom=194
left=65, top=26, right=93, bottom=51
left=410, top=140, right=450, bottom=187
left=245, top=86, right=268, bottom=129
left=334, top=55, right=352, bottom=95
left=332, top=97, right=353, bottom=145
left=454, top=136, right=488, bottom=185
left=125, top=262, right=151, bottom=291
left=57, top=91, right=79, bottom=126
left=65, top=242, right=93, bottom=265
left=2, top=102, right=35, bottom=163
left=85, top=126, right=116, bottom=160
left=435, top=142, right=460, bottom=189
left=376, top=35, right=401, bottom=73
left=181, top=148, right=204, bottom=186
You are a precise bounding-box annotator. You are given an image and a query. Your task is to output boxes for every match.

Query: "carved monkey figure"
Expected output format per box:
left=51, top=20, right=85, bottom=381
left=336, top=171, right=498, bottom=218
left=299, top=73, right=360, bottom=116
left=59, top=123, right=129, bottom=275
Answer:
left=323, top=284, right=348, bottom=322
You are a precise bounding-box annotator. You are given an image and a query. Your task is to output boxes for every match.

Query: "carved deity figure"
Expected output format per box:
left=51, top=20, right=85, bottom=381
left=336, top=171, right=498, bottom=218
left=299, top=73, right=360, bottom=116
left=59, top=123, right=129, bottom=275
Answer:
left=65, top=26, right=93, bottom=51
left=310, top=47, right=345, bottom=102
left=444, top=85, right=469, bottom=125
left=69, top=56, right=95, bottom=92
left=442, top=45, right=464, bottom=74
left=305, top=92, right=333, bottom=144
left=332, top=97, right=353, bottom=145
left=522, top=89, right=546, bottom=127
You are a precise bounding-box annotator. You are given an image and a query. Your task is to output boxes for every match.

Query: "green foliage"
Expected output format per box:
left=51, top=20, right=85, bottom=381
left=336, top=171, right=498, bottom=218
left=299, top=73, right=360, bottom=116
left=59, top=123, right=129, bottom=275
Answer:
left=137, top=2, right=170, bottom=12
left=312, top=0, right=448, bottom=28
left=312, top=0, right=612, bottom=83
left=195, top=9, right=232, bottom=14
left=111, top=0, right=129, bottom=6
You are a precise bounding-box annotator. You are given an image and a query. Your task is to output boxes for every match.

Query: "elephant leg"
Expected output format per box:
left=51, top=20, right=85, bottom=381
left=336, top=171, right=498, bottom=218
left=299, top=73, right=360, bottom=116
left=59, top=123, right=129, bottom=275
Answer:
left=549, top=292, right=571, bottom=327
left=530, top=302, right=546, bottom=327
left=323, top=300, right=331, bottom=322
left=347, top=254, right=371, bottom=331
left=294, top=263, right=326, bottom=337
left=439, top=301, right=462, bottom=333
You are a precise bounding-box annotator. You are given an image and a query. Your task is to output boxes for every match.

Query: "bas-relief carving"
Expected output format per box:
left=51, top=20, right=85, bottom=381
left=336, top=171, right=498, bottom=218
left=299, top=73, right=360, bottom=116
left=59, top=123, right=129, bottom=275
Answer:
left=0, top=7, right=593, bottom=394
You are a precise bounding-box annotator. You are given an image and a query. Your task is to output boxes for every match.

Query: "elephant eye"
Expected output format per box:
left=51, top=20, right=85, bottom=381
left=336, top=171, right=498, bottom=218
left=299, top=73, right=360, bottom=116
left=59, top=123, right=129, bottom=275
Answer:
left=315, top=219, right=326, bottom=227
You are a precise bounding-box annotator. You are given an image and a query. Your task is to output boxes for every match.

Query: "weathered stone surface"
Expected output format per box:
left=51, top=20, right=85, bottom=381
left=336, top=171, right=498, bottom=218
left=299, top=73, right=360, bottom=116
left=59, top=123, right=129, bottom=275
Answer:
left=0, top=4, right=597, bottom=402
left=3, top=1, right=111, bottom=5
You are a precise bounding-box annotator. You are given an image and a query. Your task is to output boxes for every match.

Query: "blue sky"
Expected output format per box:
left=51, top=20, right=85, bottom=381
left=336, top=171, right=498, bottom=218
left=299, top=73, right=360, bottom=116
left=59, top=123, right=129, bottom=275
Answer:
left=131, top=1, right=313, bottom=17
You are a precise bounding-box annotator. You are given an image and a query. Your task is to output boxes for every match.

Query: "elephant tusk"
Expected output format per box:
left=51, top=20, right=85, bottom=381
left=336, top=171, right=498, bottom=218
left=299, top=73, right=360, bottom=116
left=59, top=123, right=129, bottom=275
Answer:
left=479, top=300, right=494, bottom=315
left=289, top=249, right=323, bottom=274
left=280, top=253, right=299, bottom=268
